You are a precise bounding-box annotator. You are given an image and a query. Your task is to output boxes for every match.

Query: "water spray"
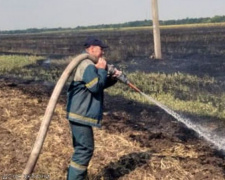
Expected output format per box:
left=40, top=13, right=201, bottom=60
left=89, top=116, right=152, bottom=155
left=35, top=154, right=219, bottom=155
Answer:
left=114, top=67, right=225, bottom=152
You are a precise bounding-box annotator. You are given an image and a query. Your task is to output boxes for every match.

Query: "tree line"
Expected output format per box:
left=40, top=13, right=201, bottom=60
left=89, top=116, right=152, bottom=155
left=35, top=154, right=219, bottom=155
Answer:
left=1, top=15, right=225, bottom=35
left=76, top=15, right=225, bottom=30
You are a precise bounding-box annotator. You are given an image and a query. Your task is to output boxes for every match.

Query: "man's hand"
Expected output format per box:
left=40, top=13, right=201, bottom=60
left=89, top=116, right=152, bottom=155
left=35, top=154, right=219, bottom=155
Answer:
left=95, top=57, right=107, bottom=69
left=112, top=68, right=122, bottom=78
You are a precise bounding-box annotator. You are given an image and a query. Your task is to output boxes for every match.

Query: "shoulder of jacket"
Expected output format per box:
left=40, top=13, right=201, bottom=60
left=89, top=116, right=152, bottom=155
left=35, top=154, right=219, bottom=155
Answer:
left=74, top=59, right=95, bottom=81
left=79, top=59, right=94, bottom=67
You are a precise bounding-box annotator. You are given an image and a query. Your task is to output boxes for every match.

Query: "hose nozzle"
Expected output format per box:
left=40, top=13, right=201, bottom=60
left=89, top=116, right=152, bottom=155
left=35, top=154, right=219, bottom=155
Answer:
left=116, top=73, right=129, bottom=84
left=107, top=64, right=141, bottom=93
left=107, top=64, right=129, bottom=84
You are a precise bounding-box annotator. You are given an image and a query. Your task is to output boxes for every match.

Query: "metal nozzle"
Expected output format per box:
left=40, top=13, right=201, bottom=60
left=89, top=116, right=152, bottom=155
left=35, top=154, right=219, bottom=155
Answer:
left=107, top=64, right=129, bottom=84
left=116, top=73, right=129, bottom=84
left=107, top=64, right=141, bottom=93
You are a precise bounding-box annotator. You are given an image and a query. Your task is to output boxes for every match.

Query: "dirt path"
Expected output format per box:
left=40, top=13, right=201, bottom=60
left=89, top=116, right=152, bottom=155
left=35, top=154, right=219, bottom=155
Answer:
left=0, top=78, right=225, bottom=180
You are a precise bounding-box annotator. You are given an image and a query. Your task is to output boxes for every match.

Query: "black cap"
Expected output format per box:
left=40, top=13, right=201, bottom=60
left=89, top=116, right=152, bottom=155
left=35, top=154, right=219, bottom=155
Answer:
left=84, top=36, right=108, bottom=49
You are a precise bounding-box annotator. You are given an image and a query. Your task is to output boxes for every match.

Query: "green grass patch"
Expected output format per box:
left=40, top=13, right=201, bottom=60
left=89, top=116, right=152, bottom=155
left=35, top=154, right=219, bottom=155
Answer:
left=0, top=55, right=70, bottom=81
left=106, top=72, right=225, bottom=120
left=0, top=55, right=44, bottom=73
left=1, top=54, right=224, bottom=120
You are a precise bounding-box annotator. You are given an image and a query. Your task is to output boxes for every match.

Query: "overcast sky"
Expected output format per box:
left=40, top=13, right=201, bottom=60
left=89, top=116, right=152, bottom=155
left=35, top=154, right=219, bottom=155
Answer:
left=0, top=0, right=225, bottom=31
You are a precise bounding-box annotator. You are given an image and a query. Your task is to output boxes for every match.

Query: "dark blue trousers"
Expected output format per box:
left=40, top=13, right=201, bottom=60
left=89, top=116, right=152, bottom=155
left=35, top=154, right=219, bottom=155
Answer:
left=67, top=121, right=94, bottom=180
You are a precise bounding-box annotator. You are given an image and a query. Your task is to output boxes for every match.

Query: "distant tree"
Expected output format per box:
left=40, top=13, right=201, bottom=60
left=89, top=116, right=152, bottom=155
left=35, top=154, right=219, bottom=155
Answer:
left=210, top=15, right=225, bottom=23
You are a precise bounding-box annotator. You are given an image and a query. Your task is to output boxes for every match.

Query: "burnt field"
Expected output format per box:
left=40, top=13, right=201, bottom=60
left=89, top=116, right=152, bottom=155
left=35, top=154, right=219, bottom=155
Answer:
left=0, top=24, right=225, bottom=180
left=1, top=25, right=225, bottom=60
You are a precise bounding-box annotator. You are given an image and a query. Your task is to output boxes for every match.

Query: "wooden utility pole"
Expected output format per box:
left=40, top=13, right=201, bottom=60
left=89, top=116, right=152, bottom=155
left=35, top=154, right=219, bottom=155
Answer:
left=151, top=0, right=162, bottom=59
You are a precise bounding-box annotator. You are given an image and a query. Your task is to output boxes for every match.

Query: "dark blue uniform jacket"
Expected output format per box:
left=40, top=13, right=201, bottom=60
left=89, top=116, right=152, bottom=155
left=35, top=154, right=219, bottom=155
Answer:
left=66, top=57, right=116, bottom=127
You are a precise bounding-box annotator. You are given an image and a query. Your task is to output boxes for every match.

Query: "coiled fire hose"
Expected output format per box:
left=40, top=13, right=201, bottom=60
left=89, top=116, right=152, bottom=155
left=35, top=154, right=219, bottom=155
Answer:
left=21, top=54, right=98, bottom=179
left=21, top=53, right=142, bottom=179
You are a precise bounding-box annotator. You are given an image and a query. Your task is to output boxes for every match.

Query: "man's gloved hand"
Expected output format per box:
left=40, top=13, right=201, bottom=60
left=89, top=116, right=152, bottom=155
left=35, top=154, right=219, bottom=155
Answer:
left=112, top=68, right=122, bottom=78
left=107, top=64, right=122, bottom=78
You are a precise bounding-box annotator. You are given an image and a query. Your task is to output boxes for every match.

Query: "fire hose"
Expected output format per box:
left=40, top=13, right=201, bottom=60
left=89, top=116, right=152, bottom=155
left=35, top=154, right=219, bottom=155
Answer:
left=21, top=53, right=141, bottom=179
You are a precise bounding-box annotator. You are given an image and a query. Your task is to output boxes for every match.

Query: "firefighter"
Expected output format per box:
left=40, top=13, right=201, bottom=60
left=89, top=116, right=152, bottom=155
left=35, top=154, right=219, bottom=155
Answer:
left=66, top=36, right=121, bottom=180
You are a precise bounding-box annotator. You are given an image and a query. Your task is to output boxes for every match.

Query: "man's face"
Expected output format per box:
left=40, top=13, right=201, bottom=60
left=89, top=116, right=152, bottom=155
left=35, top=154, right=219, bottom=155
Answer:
left=89, top=45, right=104, bottom=58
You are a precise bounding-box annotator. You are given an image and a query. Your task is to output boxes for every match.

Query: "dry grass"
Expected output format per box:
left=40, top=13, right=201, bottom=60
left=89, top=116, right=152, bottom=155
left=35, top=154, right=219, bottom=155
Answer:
left=1, top=80, right=225, bottom=180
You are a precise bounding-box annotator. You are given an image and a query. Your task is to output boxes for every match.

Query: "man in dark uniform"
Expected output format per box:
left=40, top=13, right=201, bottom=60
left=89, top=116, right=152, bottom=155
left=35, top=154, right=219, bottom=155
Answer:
left=66, top=36, right=121, bottom=180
